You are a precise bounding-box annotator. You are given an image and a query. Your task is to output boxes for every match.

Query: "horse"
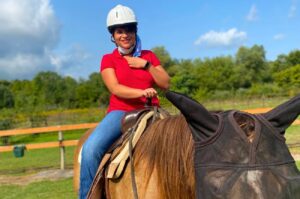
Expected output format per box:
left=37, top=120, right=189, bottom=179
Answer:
left=74, top=113, right=195, bottom=199
left=73, top=91, right=300, bottom=199
left=73, top=109, right=256, bottom=198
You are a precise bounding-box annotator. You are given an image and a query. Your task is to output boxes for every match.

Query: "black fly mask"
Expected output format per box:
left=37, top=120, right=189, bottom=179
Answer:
left=166, top=91, right=300, bottom=199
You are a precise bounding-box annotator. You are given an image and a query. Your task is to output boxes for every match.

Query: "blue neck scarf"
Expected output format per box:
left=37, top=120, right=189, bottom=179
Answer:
left=133, top=35, right=142, bottom=57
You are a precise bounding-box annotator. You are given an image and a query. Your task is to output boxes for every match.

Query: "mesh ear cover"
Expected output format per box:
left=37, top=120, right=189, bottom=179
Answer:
left=262, top=94, right=300, bottom=134
left=165, top=91, right=218, bottom=141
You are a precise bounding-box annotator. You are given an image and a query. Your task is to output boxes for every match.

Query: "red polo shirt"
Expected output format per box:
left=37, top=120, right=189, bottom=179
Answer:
left=100, top=49, right=160, bottom=112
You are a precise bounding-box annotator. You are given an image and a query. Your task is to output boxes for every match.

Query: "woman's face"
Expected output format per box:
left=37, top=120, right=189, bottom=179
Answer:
left=113, top=27, right=136, bottom=49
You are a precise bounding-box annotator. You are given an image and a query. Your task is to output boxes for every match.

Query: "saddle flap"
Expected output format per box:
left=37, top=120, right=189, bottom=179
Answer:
left=121, top=108, right=151, bottom=134
left=87, top=107, right=170, bottom=198
left=107, top=111, right=155, bottom=179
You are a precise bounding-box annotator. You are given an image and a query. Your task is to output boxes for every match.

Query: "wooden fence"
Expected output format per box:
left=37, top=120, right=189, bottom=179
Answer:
left=0, top=107, right=300, bottom=169
left=0, top=123, right=98, bottom=169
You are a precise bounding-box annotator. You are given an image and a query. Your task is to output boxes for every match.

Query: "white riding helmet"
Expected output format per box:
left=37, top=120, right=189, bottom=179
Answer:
left=106, top=4, right=137, bottom=33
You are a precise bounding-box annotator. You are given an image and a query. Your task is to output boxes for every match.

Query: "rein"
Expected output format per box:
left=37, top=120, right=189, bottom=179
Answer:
left=128, top=107, right=166, bottom=199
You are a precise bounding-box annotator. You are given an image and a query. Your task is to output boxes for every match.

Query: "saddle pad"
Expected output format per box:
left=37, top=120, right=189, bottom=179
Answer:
left=107, top=110, right=164, bottom=179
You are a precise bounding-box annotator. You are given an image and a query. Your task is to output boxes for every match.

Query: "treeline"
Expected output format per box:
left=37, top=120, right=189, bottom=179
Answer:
left=1, top=44, right=300, bottom=112
left=0, top=72, right=108, bottom=111
left=155, top=45, right=300, bottom=100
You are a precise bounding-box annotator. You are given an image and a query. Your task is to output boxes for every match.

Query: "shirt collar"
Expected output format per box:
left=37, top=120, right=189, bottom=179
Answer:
left=112, top=48, right=144, bottom=58
left=112, top=48, right=123, bottom=58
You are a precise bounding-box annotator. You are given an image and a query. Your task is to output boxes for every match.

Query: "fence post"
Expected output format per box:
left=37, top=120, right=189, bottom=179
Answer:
left=58, top=131, right=65, bottom=170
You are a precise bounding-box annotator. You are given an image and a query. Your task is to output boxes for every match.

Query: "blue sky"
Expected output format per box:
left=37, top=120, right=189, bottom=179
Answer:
left=0, top=0, right=299, bottom=80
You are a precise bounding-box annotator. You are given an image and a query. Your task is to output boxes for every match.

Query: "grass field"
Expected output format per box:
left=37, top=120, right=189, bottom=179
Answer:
left=0, top=147, right=75, bottom=175
left=0, top=178, right=76, bottom=199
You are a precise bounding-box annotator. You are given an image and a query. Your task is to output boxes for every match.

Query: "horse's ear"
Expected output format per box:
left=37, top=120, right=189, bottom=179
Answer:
left=165, top=91, right=218, bottom=141
left=263, top=94, right=300, bottom=134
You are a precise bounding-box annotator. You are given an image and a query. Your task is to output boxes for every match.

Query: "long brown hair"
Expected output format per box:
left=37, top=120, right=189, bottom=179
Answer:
left=134, top=115, right=195, bottom=199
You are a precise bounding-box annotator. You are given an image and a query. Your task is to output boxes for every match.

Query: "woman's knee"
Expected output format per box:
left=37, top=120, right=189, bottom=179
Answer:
left=81, top=140, right=104, bottom=161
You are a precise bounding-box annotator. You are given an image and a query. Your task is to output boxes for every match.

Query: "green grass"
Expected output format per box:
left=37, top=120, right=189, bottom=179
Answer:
left=285, top=126, right=300, bottom=154
left=0, top=147, right=75, bottom=175
left=202, top=96, right=290, bottom=111
left=0, top=178, right=76, bottom=199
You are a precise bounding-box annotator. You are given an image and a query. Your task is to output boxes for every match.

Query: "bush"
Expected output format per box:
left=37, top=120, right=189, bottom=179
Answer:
left=0, top=119, right=12, bottom=145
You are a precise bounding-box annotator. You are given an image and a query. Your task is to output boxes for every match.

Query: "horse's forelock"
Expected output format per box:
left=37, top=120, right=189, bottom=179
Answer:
left=134, top=115, right=195, bottom=199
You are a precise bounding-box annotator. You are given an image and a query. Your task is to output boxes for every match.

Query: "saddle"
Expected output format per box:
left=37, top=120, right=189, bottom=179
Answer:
left=87, top=107, right=169, bottom=199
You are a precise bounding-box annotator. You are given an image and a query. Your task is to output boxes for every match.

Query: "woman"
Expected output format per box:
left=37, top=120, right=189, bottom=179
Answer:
left=79, top=4, right=170, bottom=198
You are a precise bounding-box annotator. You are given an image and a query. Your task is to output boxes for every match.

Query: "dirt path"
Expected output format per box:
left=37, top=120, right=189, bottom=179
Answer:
left=0, top=169, right=73, bottom=185
left=293, top=154, right=300, bottom=161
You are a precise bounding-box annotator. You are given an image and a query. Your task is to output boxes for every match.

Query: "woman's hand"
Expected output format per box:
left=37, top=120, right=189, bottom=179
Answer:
left=124, top=56, right=147, bottom=69
left=142, top=88, right=157, bottom=98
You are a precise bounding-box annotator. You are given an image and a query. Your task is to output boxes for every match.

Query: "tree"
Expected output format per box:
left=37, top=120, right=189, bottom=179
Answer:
left=196, top=56, right=236, bottom=91
left=170, top=59, right=200, bottom=95
left=273, top=64, right=300, bottom=94
left=0, top=84, right=14, bottom=109
left=62, top=76, right=78, bottom=108
left=286, top=50, right=300, bottom=67
left=86, top=73, right=109, bottom=107
left=151, top=46, right=174, bottom=71
left=75, top=73, right=109, bottom=108
left=235, top=45, right=268, bottom=88
left=32, top=71, right=65, bottom=109
left=10, top=80, right=35, bottom=110
left=271, top=50, right=300, bottom=73
left=271, top=54, right=289, bottom=73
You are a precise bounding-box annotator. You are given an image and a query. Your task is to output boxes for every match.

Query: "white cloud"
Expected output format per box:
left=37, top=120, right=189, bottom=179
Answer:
left=0, top=0, right=90, bottom=80
left=194, top=28, right=247, bottom=49
left=0, top=0, right=60, bottom=80
left=50, top=44, right=91, bottom=74
left=289, top=0, right=297, bottom=18
left=0, top=0, right=60, bottom=57
left=273, top=34, right=285, bottom=40
left=0, top=53, right=53, bottom=79
left=246, top=5, right=258, bottom=21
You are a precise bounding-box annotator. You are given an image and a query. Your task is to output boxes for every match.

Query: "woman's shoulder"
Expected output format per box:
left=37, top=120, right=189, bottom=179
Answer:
left=141, top=49, right=157, bottom=58
left=102, top=49, right=119, bottom=58
left=141, top=49, right=154, bottom=54
left=102, top=53, right=113, bottom=59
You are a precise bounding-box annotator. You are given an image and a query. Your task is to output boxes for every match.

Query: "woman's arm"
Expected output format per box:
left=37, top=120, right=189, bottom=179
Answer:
left=147, top=64, right=170, bottom=89
left=101, top=68, right=157, bottom=99
left=124, top=56, right=170, bottom=89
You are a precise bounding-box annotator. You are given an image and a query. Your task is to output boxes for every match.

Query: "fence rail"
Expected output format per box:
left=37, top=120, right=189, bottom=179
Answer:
left=0, top=122, right=97, bottom=170
left=0, top=123, right=98, bottom=137
left=0, top=140, right=79, bottom=152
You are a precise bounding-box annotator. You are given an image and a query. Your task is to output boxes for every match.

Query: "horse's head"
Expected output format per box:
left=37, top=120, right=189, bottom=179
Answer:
left=166, top=90, right=300, bottom=142
left=166, top=90, right=300, bottom=198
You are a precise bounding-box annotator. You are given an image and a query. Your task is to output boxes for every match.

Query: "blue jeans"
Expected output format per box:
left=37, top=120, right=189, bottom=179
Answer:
left=79, top=110, right=125, bottom=199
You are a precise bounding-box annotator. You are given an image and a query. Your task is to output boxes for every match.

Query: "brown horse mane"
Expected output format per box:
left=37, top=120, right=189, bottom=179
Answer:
left=134, top=114, right=195, bottom=199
